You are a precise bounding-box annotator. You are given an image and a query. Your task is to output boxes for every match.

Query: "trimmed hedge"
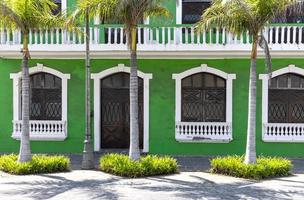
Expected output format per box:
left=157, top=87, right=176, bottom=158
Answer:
left=100, top=153, right=178, bottom=178
left=0, top=154, right=70, bottom=175
left=210, top=155, right=292, bottom=180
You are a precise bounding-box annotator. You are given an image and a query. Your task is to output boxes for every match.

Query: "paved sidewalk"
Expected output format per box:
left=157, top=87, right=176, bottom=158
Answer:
left=1, top=170, right=304, bottom=200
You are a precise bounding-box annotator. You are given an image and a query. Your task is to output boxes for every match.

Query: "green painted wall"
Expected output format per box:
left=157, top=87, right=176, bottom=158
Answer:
left=1, top=58, right=304, bottom=157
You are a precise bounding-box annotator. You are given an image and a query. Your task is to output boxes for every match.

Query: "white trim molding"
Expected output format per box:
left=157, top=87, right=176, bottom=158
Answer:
left=61, top=0, right=67, bottom=13
left=176, top=0, right=182, bottom=24
left=172, top=64, right=236, bottom=142
left=259, top=64, right=304, bottom=142
left=91, top=64, right=153, bottom=152
left=10, top=63, right=71, bottom=141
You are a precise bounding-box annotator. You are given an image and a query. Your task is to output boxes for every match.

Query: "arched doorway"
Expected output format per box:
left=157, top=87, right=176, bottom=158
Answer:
left=100, top=72, right=144, bottom=149
left=91, top=64, right=152, bottom=152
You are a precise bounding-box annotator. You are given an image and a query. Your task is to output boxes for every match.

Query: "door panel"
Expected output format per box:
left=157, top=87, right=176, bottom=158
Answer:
left=101, top=73, right=143, bottom=149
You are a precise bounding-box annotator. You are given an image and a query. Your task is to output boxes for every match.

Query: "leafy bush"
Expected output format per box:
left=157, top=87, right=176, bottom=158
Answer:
left=100, top=153, right=178, bottom=178
left=210, top=155, right=292, bottom=180
left=0, top=154, right=70, bottom=175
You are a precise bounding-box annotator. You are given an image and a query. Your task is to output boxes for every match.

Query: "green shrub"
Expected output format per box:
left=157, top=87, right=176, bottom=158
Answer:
left=0, top=154, right=70, bottom=175
left=100, top=153, right=178, bottom=178
left=210, top=155, right=292, bottom=180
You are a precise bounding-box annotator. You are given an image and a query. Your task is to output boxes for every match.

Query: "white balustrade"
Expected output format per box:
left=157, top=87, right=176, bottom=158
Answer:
left=263, top=123, right=304, bottom=142
left=175, top=122, right=232, bottom=142
left=12, top=120, right=67, bottom=141
left=1, top=25, right=304, bottom=56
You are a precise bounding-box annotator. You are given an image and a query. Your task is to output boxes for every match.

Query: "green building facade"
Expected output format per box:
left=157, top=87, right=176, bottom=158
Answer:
left=1, top=0, right=304, bottom=157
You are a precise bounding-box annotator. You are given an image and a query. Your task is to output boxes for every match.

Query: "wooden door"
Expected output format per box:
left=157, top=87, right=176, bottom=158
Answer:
left=101, top=73, right=143, bottom=149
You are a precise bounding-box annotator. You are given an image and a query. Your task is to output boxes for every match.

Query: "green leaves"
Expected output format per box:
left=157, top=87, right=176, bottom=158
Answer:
left=0, top=154, right=70, bottom=175
left=210, top=155, right=292, bottom=180
left=99, top=153, right=178, bottom=178
left=196, top=0, right=296, bottom=36
left=0, top=0, right=66, bottom=32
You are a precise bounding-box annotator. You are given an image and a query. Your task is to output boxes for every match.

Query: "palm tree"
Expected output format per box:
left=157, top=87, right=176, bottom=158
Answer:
left=0, top=0, right=63, bottom=162
left=82, top=0, right=170, bottom=160
left=196, top=0, right=298, bottom=164
left=68, top=0, right=105, bottom=169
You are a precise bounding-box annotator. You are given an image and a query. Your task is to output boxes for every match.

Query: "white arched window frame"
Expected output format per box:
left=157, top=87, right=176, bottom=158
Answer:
left=259, top=64, right=304, bottom=142
left=91, top=64, right=152, bottom=152
left=172, top=64, right=236, bottom=142
left=10, top=63, right=71, bottom=141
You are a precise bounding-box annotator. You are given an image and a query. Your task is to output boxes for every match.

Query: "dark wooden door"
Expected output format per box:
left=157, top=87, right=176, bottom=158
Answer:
left=101, top=73, right=143, bottom=149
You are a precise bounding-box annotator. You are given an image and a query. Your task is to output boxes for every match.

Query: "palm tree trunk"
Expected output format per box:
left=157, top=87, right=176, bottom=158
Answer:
left=129, top=27, right=140, bottom=161
left=244, top=38, right=258, bottom=164
left=82, top=9, right=94, bottom=169
left=18, top=33, right=32, bottom=163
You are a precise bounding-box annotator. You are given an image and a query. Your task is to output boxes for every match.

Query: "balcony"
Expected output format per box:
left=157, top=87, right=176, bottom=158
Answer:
left=1, top=24, right=304, bottom=58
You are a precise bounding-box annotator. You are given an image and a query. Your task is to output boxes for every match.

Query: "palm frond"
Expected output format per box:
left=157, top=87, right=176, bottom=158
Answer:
left=0, top=1, right=24, bottom=30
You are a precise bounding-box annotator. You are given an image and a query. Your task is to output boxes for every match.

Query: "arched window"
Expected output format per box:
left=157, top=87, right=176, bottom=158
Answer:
left=173, top=64, right=236, bottom=142
left=10, top=64, right=70, bottom=141
left=260, top=65, right=304, bottom=142
left=268, top=73, right=304, bottom=123
left=29, top=73, right=62, bottom=120
left=181, top=73, right=226, bottom=122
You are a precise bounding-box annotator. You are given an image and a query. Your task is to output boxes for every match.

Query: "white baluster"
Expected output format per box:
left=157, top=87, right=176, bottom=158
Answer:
left=299, top=27, right=303, bottom=44
left=114, top=28, right=118, bottom=44
left=168, top=27, right=171, bottom=43
left=209, top=28, right=212, bottom=44
left=6, top=29, right=10, bottom=44
left=39, top=29, right=43, bottom=44
left=162, top=27, right=165, bottom=45
left=72, top=30, right=76, bottom=44
left=107, top=27, right=111, bottom=44
left=138, top=27, right=141, bottom=44
left=191, top=27, right=194, bottom=44
left=197, top=31, right=200, bottom=44
left=269, top=27, right=273, bottom=44
left=202, top=29, right=206, bottom=44
left=275, top=27, right=279, bottom=44
left=216, top=27, right=219, bottom=44
left=150, top=28, right=153, bottom=43
left=287, top=26, right=291, bottom=44
left=120, top=28, right=124, bottom=44
left=89, top=28, right=93, bottom=44
left=156, top=27, right=160, bottom=44
left=293, top=26, right=296, bottom=44
left=174, top=27, right=177, bottom=45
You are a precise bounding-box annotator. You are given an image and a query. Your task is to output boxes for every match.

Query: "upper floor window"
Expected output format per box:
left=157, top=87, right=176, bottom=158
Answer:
left=272, top=8, right=304, bottom=23
left=268, top=73, right=304, bottom=123
left=52, top=0, right=62, bottom=15
left=182, top=0, right=211, bottom=24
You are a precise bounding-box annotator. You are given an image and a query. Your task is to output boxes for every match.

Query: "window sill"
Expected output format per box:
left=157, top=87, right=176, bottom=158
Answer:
left=263, top=123, right=304, bottom=142
left=12, top=120, right=67, bottom=141
left=175, top=121, right=232, bottom=143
